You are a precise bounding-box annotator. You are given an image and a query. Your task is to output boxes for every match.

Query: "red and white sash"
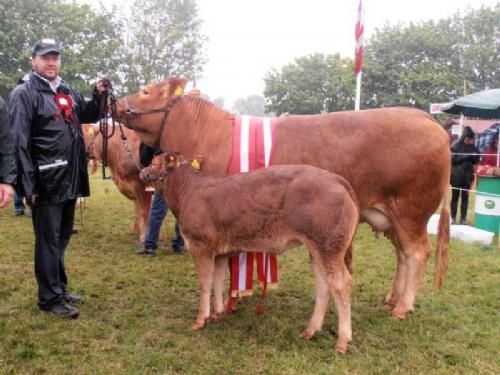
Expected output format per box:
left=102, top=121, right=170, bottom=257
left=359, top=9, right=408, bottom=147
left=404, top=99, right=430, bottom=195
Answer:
left=229, top=115, right=279, bottom=298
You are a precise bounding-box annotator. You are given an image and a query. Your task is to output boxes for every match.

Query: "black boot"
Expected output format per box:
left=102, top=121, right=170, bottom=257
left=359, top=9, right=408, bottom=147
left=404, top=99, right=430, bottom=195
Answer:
left=39, top=302, right=79, bottom=319
left=135, top=247, right=155, bottom=256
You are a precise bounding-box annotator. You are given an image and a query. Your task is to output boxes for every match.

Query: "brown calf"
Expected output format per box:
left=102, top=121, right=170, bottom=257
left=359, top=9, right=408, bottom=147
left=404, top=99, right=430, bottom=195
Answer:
left=142, top=153, right=359, bottom=354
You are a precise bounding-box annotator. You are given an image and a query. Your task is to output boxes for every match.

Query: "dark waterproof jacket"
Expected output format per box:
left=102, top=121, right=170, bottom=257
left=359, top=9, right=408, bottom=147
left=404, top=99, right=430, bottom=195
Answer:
left=8, top=73, right=102, bottom=205
left=0, top=96, right=16, bottom=186
left=450, top=137, right=480, bottom=188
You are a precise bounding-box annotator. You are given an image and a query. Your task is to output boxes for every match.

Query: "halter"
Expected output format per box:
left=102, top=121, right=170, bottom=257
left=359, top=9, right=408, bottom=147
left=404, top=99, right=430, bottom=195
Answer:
left=142, top=167, right=169, bottom=196
left=142, top=159, right=193, bottom=197
left=121, top=95, right=183, bottom=147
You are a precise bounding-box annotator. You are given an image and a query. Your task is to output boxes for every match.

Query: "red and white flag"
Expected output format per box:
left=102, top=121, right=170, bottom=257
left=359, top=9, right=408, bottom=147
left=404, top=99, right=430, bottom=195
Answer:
left=354, top=0, right=364, bottom=75
left=229, top=115, right=278, bottom=299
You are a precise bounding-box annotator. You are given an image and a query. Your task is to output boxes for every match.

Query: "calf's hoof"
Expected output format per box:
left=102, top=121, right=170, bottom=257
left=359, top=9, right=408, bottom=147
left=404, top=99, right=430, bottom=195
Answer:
left=391, top=309, right=409, bottom=320
left=335, top=341, right=348, bottom=355
left=191, top=318, right=207, bottom=330
left=209, top=312, right=224, bottom=322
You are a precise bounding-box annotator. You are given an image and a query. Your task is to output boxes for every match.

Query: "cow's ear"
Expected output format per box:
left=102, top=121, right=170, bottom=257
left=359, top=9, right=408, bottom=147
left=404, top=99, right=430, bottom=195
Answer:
left=168, top=78, right=187, bottom=97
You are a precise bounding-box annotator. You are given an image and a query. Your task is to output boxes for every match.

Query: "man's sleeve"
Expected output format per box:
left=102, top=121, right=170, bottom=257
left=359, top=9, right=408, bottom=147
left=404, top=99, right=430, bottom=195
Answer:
left=75, top=87, right=103, bottom=124
left=8, top=86, right=36, bottom=196
left=0, top=97, right=17, bottom=186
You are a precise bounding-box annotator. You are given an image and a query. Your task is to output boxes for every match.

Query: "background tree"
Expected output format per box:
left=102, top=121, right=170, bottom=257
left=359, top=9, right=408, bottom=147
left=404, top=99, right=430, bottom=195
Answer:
left=124, top=0, right=207, bottom=92
left=264, top=53, right=355, bottom=115
left=263, top=5, right=499, bottom=113
left=0, top=0, right=123, bottom=97
left=458, top=5, right=500, bottom=93
left=232, top=95, right=267, bottom=116
left=361, top=19, right=463, bottom=109
left=360, top=5, right=500, bottom=109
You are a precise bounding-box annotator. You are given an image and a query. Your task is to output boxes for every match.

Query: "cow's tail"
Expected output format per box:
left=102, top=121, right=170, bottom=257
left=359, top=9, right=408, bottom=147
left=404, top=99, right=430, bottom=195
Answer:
left=433, top=185, right=450, bottom=290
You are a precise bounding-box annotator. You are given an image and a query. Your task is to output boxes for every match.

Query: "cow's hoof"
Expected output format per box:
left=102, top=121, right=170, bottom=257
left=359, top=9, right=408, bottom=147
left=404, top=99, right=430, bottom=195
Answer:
left=379, top=301, right=395, bottom=310
left=299, top=329, right=317, bottom=340
left=379, top=295, right=397, bottom=310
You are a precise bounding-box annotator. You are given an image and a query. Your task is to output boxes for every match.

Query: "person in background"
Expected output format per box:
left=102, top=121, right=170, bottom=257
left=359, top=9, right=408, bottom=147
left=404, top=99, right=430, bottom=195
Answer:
left=8, top=38, right=107, bottom=318
left=450, top=126, right=480, bottom=225
left=136, top=143, right=185, bottom=256
left=0, top=95, right=16, bottom=209
left=476, top=134, right=500, bottom=176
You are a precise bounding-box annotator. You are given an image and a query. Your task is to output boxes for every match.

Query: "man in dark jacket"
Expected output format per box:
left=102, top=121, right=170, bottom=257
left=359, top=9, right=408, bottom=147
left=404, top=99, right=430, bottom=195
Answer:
left=450, top=126, right=480, bottom=225
left=0, top=96, right=16, bottom=208
left=8, top=38, right=107, bottom=318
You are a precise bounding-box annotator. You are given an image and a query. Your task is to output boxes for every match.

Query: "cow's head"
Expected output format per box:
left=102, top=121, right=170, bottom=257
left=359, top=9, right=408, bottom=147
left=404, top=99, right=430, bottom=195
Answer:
left=115, top=78, right=187, bottom=148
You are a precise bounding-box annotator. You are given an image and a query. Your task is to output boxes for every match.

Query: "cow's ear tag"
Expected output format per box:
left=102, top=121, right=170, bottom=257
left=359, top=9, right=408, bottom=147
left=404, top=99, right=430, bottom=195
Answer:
left=191, top=159, right=200, bottom=170
left=88, top=127, right=94, bottom=135
left=174, top=87, right=184, bottom=96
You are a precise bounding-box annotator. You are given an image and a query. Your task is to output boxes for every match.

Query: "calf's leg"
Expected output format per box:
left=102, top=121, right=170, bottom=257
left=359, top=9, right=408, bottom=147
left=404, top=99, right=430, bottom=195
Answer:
left=326, top=259, right=352, bottom=354
left=191, top=251, right=215, bottom=329
left=301, top=253, right=330, bottom=340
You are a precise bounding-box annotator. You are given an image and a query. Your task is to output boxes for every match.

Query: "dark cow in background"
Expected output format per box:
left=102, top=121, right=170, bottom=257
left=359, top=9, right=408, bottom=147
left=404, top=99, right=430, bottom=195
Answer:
left=115, top=78, right=451, bottom=320
left=83, top=123, right=151, bottom=241
left=142, top=153, right=359, bottom=354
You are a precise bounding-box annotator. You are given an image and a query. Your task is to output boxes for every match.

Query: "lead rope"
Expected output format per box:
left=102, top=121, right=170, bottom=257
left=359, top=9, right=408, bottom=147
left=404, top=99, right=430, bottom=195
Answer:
left=98, top=78, right=117, bottom=179
left=104, top=80, right=143, bottom=173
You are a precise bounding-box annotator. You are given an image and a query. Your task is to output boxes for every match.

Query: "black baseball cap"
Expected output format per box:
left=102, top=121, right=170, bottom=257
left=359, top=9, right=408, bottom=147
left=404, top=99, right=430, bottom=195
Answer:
left=32, top=38, right=60, bottom=56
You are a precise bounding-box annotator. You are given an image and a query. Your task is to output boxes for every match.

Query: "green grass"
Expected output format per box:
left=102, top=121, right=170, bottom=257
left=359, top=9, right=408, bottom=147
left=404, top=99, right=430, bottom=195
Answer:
left=0, top=173, right=499, bottom=374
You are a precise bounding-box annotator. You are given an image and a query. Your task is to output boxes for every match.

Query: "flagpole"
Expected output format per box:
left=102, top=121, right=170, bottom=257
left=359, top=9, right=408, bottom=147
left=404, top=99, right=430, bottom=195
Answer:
left=355, top=72, right=362, bottom=111
left=354, top=0, right=364, bottom=111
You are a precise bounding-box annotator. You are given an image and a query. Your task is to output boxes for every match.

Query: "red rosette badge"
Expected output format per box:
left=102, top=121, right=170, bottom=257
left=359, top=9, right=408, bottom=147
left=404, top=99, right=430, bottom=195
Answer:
left=54, top=92, right=74, bottom=124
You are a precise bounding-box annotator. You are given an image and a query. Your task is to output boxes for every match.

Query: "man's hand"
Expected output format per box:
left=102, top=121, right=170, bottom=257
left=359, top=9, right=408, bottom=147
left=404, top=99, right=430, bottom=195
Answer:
left=0, top=184, right=15, bottom=208
left=96, top=77, right=109, bottom=96
left=26, top=194, right=38, bottom=206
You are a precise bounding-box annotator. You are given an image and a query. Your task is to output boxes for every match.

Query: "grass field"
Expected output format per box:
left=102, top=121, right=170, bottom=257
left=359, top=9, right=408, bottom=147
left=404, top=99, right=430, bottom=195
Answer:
left=0, top=173, right=499, bottom=374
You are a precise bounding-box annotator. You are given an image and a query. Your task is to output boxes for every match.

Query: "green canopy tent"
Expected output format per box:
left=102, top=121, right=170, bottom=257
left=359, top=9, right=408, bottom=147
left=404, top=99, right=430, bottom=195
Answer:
left=442, top=88, right=500, bottom=118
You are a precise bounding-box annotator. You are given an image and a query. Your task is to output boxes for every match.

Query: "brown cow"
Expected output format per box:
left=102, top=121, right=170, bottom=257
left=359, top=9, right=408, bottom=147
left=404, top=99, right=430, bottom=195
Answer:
left=83, top=122, right=151, bottom=241
left=142, top=153, right=359, bottom=354
left=114, top=78, right=450, bottom=320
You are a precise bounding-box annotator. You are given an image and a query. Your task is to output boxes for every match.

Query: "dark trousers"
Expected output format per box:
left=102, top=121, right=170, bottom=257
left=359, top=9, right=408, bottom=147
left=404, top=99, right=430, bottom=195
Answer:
left=31, top=199, right=76, bottom=307
left=450, top=187, right=470, bottom=222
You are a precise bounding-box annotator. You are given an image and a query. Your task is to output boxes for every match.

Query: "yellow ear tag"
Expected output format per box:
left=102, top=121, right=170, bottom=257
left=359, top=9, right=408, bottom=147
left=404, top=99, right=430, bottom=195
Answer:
left=191, top=159, right=200, bottom=170
left=88, top=127, right=94, bottom=135
left=174, top=87, right=184, bottom=96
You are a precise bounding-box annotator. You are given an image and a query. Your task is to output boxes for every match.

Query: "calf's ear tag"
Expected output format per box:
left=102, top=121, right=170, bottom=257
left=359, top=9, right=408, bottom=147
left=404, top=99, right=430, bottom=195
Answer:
left=174, top=87, right=184, bottom=96
left=191, top=159, right=200, bottom=170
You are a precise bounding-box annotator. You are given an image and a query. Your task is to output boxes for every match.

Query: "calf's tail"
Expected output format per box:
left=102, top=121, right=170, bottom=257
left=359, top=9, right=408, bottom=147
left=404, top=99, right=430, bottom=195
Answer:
left=433, top=185, right=450, bottom=290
